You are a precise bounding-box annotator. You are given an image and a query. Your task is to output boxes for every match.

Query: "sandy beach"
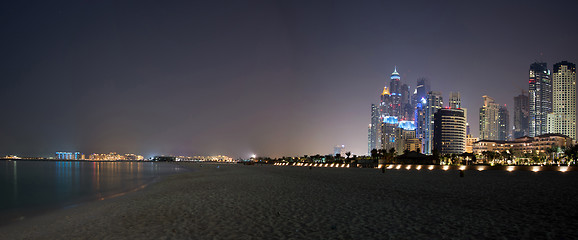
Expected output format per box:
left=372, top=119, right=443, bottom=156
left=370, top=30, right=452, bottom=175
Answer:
left=1, top=163, right=578, bottom=239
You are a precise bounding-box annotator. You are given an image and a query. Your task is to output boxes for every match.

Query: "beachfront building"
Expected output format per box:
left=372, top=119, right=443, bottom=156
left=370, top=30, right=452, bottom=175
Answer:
left=472, top=133, right=573, bottom=155
left=529, top=62, right=552, bottom=137
left=547, top=61, right=576, bottom=140
left=464, top=135, right=479, bottom=153
left=55, top=152, right=83, bottom=160
left=433, top=108, right=466, bottom=154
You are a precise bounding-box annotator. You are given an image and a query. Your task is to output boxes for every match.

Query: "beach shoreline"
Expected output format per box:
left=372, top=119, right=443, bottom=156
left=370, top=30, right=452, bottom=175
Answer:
left=1, top=163, right=578, bottom=239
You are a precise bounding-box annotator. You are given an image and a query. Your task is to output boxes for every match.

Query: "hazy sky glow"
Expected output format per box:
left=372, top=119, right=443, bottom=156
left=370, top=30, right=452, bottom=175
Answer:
left=2, top=0, right=578, bottom=158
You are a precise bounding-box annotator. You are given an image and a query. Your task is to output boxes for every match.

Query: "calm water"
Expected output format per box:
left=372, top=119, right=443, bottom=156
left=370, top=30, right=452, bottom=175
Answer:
left=0, top=160, right=187, bottom=225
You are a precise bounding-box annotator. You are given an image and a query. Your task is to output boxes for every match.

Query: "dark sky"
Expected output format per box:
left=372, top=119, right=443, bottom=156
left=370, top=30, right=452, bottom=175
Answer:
left=2, top=0, right=578, bottom=158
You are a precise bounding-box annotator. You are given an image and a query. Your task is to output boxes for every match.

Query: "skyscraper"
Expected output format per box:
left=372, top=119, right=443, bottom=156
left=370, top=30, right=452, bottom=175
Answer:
left=529, top=62, right=552, bottom=137
left=479, top=95, right=500, bottom=140
left=389, top=67, right=402, bottom=118
left=547, top=61, right=576, bottom=139
left=423, top=91, right=443, bottom=154
left=434, top=108, right=466, bottom=154
left=368, top=104, right=380, bottom=154
left=498, top=105, right=509, bottom=141
left=414, top=78, right=431, bottom=148
left=513, top=93, right=529, bottom=138
left=449, top=92, right=461, bottom=109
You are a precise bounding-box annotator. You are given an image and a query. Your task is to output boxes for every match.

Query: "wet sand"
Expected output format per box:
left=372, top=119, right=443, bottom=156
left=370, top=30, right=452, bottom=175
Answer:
left=1, top=163, right=578, bottom=239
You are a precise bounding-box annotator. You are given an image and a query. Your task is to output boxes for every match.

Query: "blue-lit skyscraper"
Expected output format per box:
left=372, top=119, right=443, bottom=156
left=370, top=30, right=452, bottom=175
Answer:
left=368, top=104, right=380, bottom=154
left=423, top=91, right=443, bottom=154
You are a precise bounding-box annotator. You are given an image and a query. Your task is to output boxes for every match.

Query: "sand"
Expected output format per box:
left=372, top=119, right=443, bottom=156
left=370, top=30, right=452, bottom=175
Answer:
left=1, top=163, right=578, bottom=239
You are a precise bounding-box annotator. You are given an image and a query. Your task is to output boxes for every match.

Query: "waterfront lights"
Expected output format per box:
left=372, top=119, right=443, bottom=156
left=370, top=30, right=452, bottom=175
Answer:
left=560, top=166, right=568, bottom=172
left=428, top=165, right=434, bottom=170
left=507, top=166, right=515, bottom=172
left=406, top=165, right=411, bottom=170
left=443, top=166, right=449, bottom=171
left=387, top=165, right=393, bottom=169
left=532, top=166, right=540, bottom=172
left=396, top=165, right=402, bottom=169
left=477, top=166, right=485, bottom=171
left=378, top=164, right=383, bottom=169
left=459, top=166, right=466, bottom=171
left=416, top=165, right=422, bottom=170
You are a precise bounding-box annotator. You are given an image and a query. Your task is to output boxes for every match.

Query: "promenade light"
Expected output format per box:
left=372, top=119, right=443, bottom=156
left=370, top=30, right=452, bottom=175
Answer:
left=396, top=165, right=401, bottom=169
left=416, top=165, right=422, bottom=170
left=406, top=165, right=411, bottom=170
left=443, top=166, right=449, bottom=171
left=459, top=166, right=466, bottom=171
left=532, top=166, right=540, bottom=172
left=506, top=166, right=515, bottom=172
left=428, top=165, right=434, bottom=170
left=560, top=166, right=568, bottom=172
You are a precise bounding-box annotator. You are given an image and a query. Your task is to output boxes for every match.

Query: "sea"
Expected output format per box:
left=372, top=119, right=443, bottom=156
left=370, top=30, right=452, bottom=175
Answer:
left=0, top=160, right=188, bottom=226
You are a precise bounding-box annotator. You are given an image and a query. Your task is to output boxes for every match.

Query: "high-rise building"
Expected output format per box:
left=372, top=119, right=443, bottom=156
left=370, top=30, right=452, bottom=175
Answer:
left=414, top=78, right=431, bottom=148
left=389, top=67, right=402, bottom=118
left=498, top=105, right=509, bottom=141
left=423, top=91, right=443, bottom=154
left=434, top=108, right=466, bottom=154
left=368, top=104, right=380, bottom=154
left=529, top=62, right=552, bottom=137
left=400, top=83, right=413, bottom=121
left=513, top=93, right=529, bottom=138
left=547, top=61, right=576, bottom=139
left=479, top=95, right=500, bottom=140
left=449, top=92, right=461, bottom=109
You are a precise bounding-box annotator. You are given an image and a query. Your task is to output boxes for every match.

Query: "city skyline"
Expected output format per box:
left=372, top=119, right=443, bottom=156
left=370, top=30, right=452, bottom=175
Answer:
left=2, top=1, right=578, bottom=158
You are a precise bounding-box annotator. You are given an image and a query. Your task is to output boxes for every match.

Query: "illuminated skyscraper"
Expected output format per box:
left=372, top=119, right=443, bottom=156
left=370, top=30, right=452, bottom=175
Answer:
left=414, top=78, right=430, bottom=148
left=434, top=108, right=466, bottom=154
left=479, top=96, right=500, bottom=140
left=513, top=93, right=529, bottom=138
left=389, top=67, right=402, bottom=118
left=423, top=91, right=443, bottom=154
left=529, top=62, right=551, bottom=137
left=368, top=104, right=380, bottom=154
left=547, top=61, right=576, bottom=139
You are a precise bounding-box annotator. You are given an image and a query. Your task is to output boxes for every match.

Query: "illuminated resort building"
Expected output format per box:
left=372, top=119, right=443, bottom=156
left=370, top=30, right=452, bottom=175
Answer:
left=472, top=133, right=573, bottom=154
left=433, top=108, right=466, bottom=154
left=464, top=135, right=479, bottom=153
left=55, top=152, right=83, bottom=160
left=529, top=62, right=552, bottom=137
left=547, top=61, right=576, bottom=140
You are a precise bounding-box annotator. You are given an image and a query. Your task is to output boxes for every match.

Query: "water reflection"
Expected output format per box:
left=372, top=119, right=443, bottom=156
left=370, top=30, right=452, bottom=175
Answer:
left=0, top=161, right=186, bottom=225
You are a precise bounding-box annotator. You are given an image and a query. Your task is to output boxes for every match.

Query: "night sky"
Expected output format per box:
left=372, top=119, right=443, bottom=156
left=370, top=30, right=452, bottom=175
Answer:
left=2, top=0, right=578, bottom=158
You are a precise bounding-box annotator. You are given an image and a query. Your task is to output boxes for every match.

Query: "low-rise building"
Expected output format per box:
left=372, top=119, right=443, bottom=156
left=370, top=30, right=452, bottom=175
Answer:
left=472, top=133, right=573, bottom=154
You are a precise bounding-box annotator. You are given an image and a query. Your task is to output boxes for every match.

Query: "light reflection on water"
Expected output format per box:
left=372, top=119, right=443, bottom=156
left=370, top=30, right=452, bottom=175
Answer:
left=0, top=161, right=186, bottom=225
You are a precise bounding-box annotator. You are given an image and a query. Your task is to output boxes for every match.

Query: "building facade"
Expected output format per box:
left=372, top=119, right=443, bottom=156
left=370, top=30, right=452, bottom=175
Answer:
left=368, top=104, right=380, bottom=154
left=479, top=95, right=500, bottom=140
left=423, top=91, right=443, bottom=154
left=547, top=61, right=576, bottom=140
left=513, top=93, right=530, bottom=138
left=498, top=105, right=509, bottom=141
left=473, top=133, right=573, bottom=155
left=529, top=62, right=552, bottom=137
left=433, top=108, right=466, bottom=154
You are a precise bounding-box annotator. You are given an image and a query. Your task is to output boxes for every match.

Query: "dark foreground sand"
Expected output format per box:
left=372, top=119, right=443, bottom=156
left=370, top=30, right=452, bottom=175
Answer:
left=1, top=163, right=578, bottom=239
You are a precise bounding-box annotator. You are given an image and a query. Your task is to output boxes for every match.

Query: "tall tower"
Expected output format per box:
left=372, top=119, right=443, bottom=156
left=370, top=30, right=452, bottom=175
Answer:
left=368, top=104, right=380, bottom=154
left=529, top=62, right=552, bottom=137
left=434, top=108, right=466, bottom=154
left=424, top=91, right=443, bottom=154
left=498, top=105, right=509, bottom=141
left=389, top=67, right=402, bottom=118
left=548, top=61, right=576, bottom=139
left=479, top=95, right=500, bottom=140
left=513, top=93, right=529, bottom=138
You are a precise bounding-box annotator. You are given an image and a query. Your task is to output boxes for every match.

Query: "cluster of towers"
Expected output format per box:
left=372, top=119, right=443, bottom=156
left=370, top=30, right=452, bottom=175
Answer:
left=512, top=61, right=577, bottom=140
left=368, top=61, right=576, bottom=156
left=368, top=67, right=467, bottom=156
